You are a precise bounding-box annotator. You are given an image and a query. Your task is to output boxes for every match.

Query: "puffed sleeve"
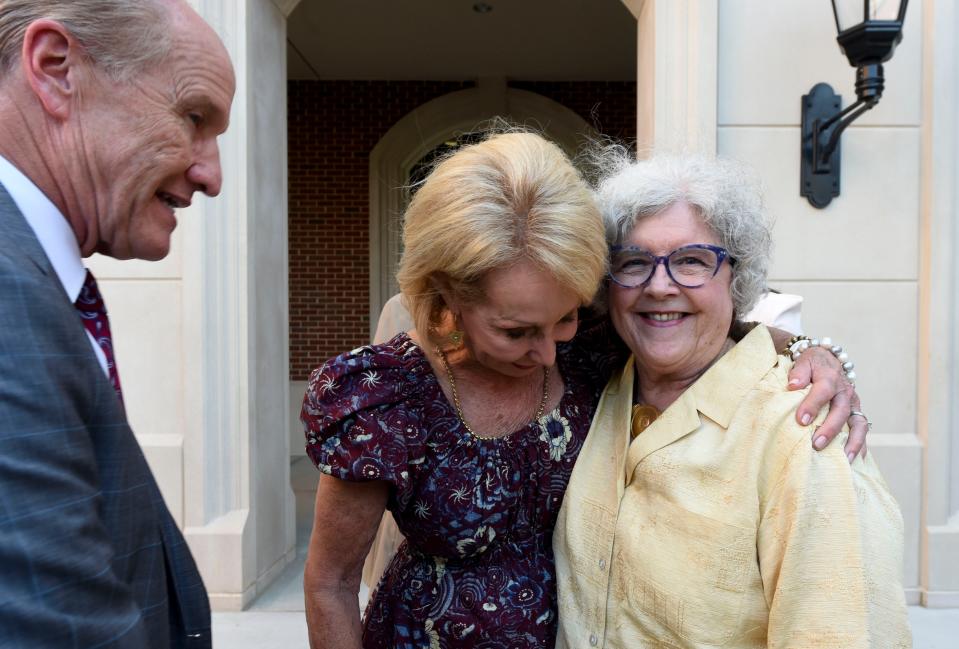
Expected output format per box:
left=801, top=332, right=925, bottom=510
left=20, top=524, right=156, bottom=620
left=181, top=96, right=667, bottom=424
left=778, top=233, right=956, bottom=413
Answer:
left=301, top=343, right=423, bottom=509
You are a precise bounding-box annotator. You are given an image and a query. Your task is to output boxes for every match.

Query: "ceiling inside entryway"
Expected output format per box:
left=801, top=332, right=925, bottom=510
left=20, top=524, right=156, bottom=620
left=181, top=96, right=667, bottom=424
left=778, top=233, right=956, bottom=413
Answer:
left=287, top=0, right=636, bottom=81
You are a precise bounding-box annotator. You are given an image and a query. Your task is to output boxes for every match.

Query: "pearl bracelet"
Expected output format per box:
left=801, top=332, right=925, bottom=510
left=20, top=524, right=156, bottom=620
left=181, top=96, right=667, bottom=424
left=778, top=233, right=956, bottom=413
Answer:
left=783, top=336, right=856, bottom=385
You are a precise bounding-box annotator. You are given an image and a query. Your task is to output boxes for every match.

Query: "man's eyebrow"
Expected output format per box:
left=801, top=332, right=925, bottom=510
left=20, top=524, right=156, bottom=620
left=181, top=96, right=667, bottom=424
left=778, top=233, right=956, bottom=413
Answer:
left=180, top=94, right=222, bottom=114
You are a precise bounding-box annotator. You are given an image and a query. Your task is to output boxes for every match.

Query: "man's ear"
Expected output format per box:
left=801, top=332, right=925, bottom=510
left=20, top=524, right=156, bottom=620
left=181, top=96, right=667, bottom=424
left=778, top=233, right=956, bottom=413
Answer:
left=21, top=20, right=82, bottom=120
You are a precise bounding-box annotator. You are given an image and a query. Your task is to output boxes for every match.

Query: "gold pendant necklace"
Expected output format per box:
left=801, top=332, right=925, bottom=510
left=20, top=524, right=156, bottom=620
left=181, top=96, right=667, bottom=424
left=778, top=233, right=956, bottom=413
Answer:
left=436, top=347, right=550, bottom=439
left=631, top=403, right=661, bottom=439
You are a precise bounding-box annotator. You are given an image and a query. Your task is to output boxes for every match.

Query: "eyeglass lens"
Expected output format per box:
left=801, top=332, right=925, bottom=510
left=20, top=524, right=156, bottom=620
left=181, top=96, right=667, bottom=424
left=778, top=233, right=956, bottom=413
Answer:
left=610, top=246, right=721, bottom=288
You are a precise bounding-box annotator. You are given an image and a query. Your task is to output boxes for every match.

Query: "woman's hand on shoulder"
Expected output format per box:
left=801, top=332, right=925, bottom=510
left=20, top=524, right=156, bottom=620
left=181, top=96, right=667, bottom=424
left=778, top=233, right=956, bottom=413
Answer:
left=766, top=326, right=867, bottom=462
left=785, top=344, right=867, bottom=463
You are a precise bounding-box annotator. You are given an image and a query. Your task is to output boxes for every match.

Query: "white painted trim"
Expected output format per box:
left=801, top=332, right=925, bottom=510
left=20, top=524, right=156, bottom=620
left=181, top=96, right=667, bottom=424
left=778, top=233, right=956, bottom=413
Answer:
left=634, top=0, right=718, bottom=155
left=367, top=82, right=595, bottom=338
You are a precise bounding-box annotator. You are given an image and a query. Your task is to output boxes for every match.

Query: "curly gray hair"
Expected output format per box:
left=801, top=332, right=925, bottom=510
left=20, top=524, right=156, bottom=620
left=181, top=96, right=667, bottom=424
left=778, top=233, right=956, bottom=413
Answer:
left=0, top=0, right=173, bottom=82
left=593, top=148, right=772, bottom=318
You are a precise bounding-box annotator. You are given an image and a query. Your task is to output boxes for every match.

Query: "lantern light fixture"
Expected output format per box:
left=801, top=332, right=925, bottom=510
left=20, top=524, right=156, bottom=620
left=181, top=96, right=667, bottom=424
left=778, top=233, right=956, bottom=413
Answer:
left=800, top=0, right=909, bottom=208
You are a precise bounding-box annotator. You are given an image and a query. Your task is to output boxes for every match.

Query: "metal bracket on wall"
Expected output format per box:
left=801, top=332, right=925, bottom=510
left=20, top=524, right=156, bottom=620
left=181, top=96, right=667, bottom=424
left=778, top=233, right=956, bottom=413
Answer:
left=800, top=83, right=843, bottom=209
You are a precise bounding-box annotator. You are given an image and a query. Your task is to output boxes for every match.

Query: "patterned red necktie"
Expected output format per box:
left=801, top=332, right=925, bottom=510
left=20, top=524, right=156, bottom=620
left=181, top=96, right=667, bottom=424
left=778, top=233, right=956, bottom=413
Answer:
left=75, top=269, right=123, bottom=405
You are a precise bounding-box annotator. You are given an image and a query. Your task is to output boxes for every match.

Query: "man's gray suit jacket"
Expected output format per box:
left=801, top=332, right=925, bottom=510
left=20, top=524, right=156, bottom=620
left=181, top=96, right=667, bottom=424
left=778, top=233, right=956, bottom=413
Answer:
left=0, top=182, right=211, bottom=648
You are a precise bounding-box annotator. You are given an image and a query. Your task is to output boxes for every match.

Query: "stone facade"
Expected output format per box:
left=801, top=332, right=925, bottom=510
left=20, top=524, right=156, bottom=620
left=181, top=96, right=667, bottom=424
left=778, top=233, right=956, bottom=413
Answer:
left=93, top=0, right=958, bottom=609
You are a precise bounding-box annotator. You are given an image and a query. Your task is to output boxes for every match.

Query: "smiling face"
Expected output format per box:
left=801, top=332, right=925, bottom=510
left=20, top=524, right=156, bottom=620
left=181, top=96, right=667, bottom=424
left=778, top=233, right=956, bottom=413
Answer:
left=78, top=2, right=235, bottom=260
left=453, top=259, right=581, bottom=378
left=609, top=201, right=734, bottom=385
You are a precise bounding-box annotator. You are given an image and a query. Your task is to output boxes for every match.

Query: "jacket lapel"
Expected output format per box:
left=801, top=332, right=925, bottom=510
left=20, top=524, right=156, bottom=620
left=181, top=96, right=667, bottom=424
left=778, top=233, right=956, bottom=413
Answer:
left=625, top=385, right=701, bottom=481
left=623, top=326, right=778, bottom=480
left=0, top=182, right=58, bottom=282
left=600, top=356, right=636, bottom=499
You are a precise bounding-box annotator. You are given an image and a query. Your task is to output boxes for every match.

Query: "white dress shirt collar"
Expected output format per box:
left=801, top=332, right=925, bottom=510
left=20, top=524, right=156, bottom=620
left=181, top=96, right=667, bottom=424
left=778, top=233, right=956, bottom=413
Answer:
left=0, top=153, right=86, bottom=302
left=0, top=154, right=108, bottom=377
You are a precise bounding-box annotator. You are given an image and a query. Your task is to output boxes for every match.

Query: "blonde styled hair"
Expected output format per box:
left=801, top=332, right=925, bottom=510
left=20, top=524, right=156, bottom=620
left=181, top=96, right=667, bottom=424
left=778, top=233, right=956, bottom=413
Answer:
left=0, top=0, right=172, bottom=82
left=397, top=131, right=607, bottom=341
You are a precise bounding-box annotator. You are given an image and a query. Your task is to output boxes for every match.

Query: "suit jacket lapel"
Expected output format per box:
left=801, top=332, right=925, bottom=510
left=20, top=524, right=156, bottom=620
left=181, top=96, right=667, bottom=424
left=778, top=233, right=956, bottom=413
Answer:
left=0, top=182, right=59, bottom=282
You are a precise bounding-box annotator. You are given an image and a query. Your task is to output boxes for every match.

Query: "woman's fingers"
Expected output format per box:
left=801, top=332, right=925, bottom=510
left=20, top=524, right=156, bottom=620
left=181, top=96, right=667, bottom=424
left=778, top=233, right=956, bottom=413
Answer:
left=809, top=378, right=850, bottom=452
left=789, top=347, right=841, bottom=427
left=845, top=388, right=869, bottom=460
left=787, top=346, right=870, bottom=462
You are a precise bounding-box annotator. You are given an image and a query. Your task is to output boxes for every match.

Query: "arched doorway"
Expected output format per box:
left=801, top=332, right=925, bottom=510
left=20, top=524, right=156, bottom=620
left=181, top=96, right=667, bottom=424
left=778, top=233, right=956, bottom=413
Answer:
left=367, top=81, right=595, bottom=337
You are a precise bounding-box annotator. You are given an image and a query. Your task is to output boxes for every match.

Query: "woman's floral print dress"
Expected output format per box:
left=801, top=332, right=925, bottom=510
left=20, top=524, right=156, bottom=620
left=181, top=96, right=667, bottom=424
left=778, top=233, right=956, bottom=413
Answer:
left=302, top=332, right=610, bottom=648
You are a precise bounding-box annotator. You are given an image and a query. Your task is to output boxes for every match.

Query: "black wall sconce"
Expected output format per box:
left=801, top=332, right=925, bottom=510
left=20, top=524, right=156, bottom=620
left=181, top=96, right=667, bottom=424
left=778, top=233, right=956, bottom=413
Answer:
left=801, top=0, right=909, bottom=208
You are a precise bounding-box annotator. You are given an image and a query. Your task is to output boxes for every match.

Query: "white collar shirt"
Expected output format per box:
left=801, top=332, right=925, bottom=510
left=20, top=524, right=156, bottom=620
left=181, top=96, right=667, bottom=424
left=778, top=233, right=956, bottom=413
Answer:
left=0, top=154, right=109, bottom=376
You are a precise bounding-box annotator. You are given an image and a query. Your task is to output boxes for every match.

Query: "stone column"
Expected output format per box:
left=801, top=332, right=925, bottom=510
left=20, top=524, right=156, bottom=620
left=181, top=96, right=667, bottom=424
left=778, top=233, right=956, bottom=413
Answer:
left=177, top=0, right=298, bottom=610
left=620, top=0, right=718, bottom=155
left=918, top=0, right=959, bottom=608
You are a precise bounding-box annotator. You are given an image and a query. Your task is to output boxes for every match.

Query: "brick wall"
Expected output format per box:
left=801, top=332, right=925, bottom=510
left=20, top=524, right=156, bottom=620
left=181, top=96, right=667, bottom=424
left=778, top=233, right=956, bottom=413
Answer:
left=288, top=80, right=637, bottom=380
left=288, top=80, right=473, bottom=379
left=508, top=81, right=637, bottom=144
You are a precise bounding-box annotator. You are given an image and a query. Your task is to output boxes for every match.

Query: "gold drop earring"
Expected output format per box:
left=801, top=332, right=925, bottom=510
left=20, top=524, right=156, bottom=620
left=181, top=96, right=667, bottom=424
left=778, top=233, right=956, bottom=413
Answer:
left=448, top=313, right=464, bottom=347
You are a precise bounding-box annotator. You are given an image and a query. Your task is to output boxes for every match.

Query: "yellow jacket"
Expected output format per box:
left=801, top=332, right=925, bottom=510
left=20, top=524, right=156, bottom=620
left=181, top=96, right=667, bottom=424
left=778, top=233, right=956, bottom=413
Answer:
left=554, top=326, right=910, bottom=648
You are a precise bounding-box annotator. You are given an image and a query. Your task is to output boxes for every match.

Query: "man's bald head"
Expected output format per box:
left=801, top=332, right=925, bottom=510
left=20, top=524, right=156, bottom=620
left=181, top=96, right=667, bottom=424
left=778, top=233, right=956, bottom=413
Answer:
left=0, top=0, right=175, bottom=82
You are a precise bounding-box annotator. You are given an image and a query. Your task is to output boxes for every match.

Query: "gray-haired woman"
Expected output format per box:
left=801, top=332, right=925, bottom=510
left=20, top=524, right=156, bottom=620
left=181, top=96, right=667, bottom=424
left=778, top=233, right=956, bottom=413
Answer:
left=554, top=153, right=910, bottom=648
